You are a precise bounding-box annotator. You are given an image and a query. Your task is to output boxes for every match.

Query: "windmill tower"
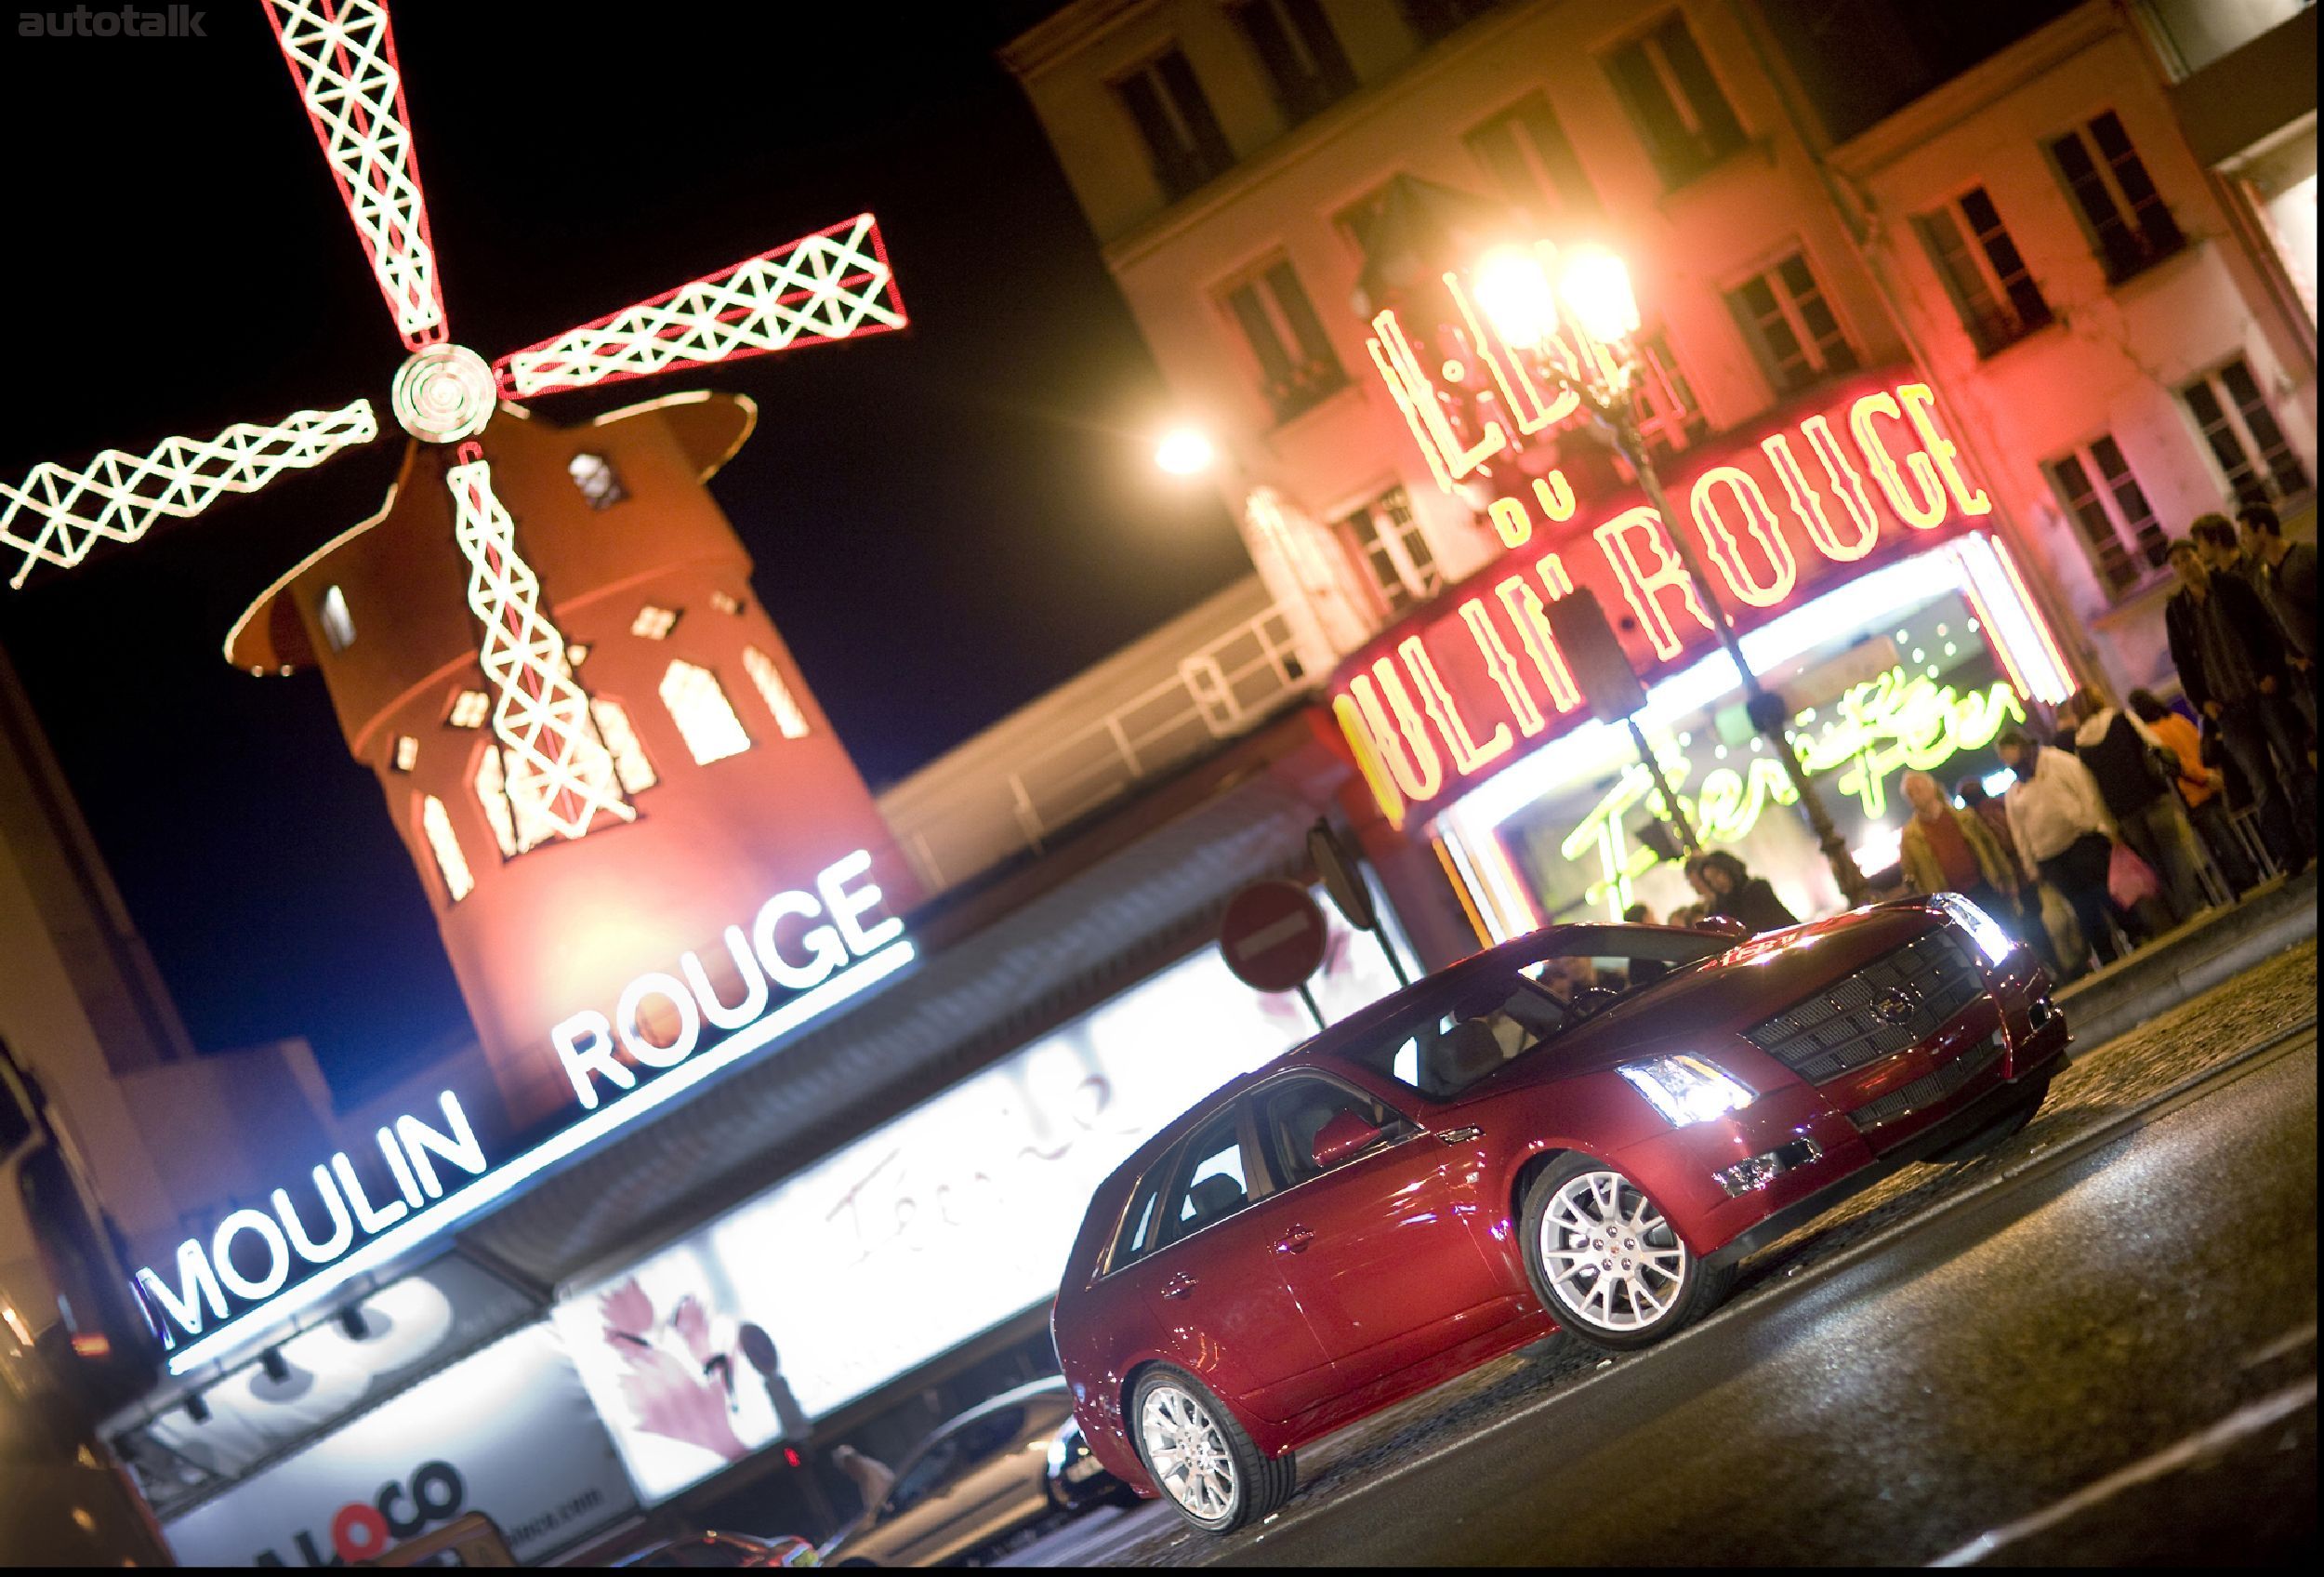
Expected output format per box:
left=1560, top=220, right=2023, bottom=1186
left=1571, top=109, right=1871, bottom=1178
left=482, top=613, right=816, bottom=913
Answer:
left=1, top=2, right=916, bottom=1127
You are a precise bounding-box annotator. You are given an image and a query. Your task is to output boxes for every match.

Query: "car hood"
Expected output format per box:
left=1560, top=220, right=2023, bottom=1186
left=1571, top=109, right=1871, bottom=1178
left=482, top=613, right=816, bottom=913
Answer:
left=1456, top=906, right=1947, bottom=1098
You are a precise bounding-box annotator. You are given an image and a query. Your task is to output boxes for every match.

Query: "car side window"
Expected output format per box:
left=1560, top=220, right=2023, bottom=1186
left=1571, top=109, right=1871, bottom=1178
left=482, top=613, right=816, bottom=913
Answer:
left=1258, top=1076, right=1398, bottom=1187
left=1160, top=1107, right=1257, bottom=1244
left=1106, top=1166, right=1169, bottom=1274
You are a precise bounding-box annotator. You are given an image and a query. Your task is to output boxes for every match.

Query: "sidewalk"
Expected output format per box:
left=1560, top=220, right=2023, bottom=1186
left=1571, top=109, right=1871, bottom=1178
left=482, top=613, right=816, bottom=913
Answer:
left=2053, top=867, right=2318, bottom=1054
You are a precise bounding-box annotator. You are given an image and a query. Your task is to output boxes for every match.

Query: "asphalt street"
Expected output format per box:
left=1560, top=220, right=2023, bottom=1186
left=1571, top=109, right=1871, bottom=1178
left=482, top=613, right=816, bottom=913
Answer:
left=998, top=957, right=2317, bottom=1568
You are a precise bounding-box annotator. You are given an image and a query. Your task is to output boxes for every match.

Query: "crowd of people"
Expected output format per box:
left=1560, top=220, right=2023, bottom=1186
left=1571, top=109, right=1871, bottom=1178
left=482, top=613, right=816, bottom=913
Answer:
left=1639, top=503, right=2316, bottom=985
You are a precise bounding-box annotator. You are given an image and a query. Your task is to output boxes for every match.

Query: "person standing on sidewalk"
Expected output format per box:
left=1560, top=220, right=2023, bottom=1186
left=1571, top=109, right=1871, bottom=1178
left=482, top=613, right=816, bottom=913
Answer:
left=1956, top=775, right=2070, bottom=973
left=2129, top=688, right=2259, bottom=898
left=1687, top=850, right=1800, bottom=934
left=2238, top=503, right=2317, bottom=742
left=2163, top=535, right=2317, bottom=873
left=2068, top=682, right=2209, bottom=925
left=1995, top=727, right=2143, bottom=974
left=1899, top=771, right=2022, bottom=916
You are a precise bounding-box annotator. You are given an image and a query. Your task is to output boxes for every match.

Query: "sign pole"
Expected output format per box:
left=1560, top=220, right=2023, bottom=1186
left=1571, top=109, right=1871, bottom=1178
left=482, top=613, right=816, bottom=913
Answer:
left=1624, top=715, right=1702, bottom=855
left=1295, top=982, right=1327, bottom=1032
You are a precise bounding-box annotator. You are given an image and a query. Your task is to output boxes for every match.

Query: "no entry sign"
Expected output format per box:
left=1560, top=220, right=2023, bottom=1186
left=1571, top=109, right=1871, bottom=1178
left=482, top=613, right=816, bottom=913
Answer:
left=1218, top=881, right=1329, bottom=994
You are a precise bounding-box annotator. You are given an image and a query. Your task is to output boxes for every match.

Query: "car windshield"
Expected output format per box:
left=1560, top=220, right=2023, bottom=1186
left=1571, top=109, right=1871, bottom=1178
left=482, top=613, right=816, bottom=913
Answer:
left=1347, top=928, right=1730, bottom=1101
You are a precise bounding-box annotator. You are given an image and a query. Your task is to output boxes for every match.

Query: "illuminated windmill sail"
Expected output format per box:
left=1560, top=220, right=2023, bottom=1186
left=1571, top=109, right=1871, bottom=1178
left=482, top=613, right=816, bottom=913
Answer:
left=0, top=0, right=906, bottom=848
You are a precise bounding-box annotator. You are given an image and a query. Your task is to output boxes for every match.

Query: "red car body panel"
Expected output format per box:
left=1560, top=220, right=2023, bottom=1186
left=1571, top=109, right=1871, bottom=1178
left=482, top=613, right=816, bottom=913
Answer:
left=1052, top=902, right=2069, bottom=1498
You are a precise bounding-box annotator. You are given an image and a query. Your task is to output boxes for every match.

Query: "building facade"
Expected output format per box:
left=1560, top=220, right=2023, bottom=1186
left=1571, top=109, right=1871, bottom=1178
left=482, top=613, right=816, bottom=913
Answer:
left=1002, top=0, right=2316, bottom=942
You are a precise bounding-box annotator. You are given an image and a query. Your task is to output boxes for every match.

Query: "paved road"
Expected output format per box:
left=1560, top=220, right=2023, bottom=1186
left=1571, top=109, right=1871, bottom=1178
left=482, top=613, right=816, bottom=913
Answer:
left=997, top=987, right=2317, bottom=1567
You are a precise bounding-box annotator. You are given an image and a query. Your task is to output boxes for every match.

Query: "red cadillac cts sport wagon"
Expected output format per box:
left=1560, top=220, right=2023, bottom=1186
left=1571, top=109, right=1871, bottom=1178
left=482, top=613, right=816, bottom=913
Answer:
left=1051, top=896, right=2067, bottom=1532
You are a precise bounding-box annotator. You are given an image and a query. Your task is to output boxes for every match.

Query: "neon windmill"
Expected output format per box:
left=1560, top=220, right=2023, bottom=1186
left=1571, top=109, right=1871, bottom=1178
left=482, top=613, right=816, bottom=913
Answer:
left=0, top=0, right=905, bottom=851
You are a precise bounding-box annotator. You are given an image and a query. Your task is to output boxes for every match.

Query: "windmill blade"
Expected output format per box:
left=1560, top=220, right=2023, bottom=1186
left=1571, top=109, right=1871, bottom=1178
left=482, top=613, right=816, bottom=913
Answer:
left=445, top=453, right=633, bottom=844
left=493, top=213, right=906, bottom=399
left=263, top=0, right=447, bottom=350
left=2, top=401, right=379, bottom=589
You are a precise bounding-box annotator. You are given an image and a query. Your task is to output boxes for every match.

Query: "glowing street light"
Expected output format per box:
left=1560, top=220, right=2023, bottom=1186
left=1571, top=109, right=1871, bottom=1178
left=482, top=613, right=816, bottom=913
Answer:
left=1155, top=427, right=1216, bottom=476
left=1475, top=240, right=1868, bottom=907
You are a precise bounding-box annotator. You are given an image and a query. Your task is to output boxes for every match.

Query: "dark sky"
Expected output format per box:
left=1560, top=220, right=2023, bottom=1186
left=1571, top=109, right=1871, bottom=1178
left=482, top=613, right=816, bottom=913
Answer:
left=0, top=4, right=1250, bottom=1103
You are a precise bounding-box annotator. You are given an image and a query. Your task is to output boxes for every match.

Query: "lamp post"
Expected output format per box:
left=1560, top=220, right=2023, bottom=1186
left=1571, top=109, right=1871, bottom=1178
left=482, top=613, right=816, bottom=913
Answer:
left=1475, top=244, right=1870, bottom=908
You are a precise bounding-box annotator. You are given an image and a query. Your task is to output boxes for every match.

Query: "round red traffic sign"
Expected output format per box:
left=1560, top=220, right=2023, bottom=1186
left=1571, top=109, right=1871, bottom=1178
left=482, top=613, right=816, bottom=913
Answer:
left=1218, top=881, right=1329, bottom=994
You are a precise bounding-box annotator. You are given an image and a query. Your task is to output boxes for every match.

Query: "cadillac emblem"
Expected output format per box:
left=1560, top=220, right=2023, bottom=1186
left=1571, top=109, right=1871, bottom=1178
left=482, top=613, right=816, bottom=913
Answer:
left=1870, top=986, right=1919, bottom=1027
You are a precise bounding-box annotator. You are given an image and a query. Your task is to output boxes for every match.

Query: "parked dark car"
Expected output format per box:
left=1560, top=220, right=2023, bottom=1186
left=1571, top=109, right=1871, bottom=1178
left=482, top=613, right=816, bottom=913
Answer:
left=1042, top=1412, right=1136, bottom=1515
left=1053, top=898, right=2067, bottom=1533
left=618, top=1531, right=821, bottom=1567
left=821, top=1375, right=1126, bottom=1566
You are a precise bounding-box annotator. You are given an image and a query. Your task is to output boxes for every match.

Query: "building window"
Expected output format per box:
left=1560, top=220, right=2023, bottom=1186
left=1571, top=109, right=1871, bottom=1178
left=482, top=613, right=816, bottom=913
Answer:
left=419, top=797, right=472, bottom=903
left=631, top=604, right=679, bottom=640
left=1604, top=13, right=1747, bottom=189
left=1725, top=250, right=1858, bottom=395
left=1915, top=187, right=2053, bottom=356
left=317, top=585, right=356, bottom=653
left=660, top=660, right=751, bottom=765
left=1232, top=0, right=1357, bottom=128
left=391, top=735, right=417, bottom=773
left=709, top=590, right=743, bottom=615
left=567, top=453, right=626, bottom=510
left=1222, top=257, right=1347, bottom=423
left=446, top=689, right=490, bottom=729
left=2180, top=359, right=2312, bottom=510
left=590, top=697, right=658, bottom=793
left=2046, top=111, right=2185, bottom=285
left=1333, top=178, right=1402, bottom=258
left=2045, top=436, right=2166, bottom=597
left=1338, top=485, right=1441, bottom=616
left=1113, top=48, right=1235, bottom=201
left=472, top=746, right=526, bottom=855
left=743, top=647, right=811, bottom=739
left=1630, top=329, right=1709, bottom=459
left=1397, top=0, right=1506, bottom=46
left=1466, top=93, right=1600, bottom=230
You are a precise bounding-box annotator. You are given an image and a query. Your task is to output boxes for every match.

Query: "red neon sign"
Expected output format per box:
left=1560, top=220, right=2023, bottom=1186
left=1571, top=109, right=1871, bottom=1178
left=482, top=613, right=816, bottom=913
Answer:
left=1327, top=370, right=1998, bottom=828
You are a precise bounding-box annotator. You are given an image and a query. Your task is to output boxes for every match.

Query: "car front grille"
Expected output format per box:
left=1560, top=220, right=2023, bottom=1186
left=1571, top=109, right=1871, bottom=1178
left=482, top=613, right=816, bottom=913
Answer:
left=1741, top=926, right=1987, bottom=1085
left=1846, top=1030, right=2004, bottom=1133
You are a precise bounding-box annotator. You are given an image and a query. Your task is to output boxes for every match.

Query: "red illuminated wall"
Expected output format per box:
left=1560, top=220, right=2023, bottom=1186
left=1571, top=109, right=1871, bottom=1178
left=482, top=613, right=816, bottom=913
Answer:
left=229, top=394, right=916, bottom=1126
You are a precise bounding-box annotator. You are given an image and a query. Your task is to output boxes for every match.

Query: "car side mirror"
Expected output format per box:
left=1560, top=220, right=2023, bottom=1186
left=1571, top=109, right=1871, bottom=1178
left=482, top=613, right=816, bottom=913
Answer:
left=1310, top=1109, right=1383, bottom=1170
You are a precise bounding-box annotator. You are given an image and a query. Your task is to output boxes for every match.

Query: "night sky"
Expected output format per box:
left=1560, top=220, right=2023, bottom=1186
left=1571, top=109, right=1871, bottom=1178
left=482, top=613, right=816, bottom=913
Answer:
left=0, top=4, right=1249, bottom=1102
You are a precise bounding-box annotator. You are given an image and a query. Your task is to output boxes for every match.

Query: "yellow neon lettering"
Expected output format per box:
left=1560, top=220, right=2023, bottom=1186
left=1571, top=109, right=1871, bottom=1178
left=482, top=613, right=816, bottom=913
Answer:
left=1766, top=426, right=1879, bottom=563
left=1592, top=506, right=1715, bottom=660
left=1332, top=693, right=1408, bottom=831
left=1689, top=466, right=1798, bottom=607
left=1850, top=391, right=1947, bottom=529
left=1494, top=571, right=1581, bottom=713
left=1487, top=495, right=1532, bottom=549
left=1531, top=470, right=1576, bottom=522
left=1401, top=634, right=1512, bottom=775
left=1351, top=667, right=1445, bottom=801
left=1896, top=383, right=1991, bottom=516
left=1459, top=597, right=1546, bottom=736
left=1366, top=311, right=1506, bottom=491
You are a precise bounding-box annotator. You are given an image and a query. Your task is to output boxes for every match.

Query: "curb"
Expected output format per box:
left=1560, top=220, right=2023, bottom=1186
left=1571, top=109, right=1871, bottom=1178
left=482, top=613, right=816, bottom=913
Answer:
left=2052, top=872, right=2317, bottom=1054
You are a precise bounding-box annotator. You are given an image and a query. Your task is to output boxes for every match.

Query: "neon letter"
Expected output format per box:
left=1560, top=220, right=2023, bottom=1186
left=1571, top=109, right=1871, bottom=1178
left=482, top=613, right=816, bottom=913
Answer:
left=1495, top=572, right=1582, bottom=714
left=1349, top=666, right=1444, bottom=801
left=1689, top=466, right=1797, bottom=607
left=551, top=1011, right=632, bottom=1110
left=273, top=1166, right=353, bottom=1265
left=1851, top=391, right=1946, bottom=529
left=1486, top=495, right=1531, bottom=550
left=1366, top=310, right=1505, bottom=491
left=1332, top=692, right=1408, bottom=831
left=137, top=1241, right=227, bottom=1335
left=680, top=924, right=771, bottom=1032
left=1768, top=423, right=1878, bottom=563
left=1897, top=382, right=1991, bottom=516
left=394, top=1093, right=487, bottom=1199
left=332, top=1152, right=409, bottom=1235
left=752, top=891, right=845, bottom=991
left=211, top=1208, right=292, bottom=1303
left=1593, top=507, right=1715, bottom=660
left=617, top=973, right=701, bottom=1069
left=1531, top=471, right=1576, bottom=522
left=1459, top=597, right=1545, bottom=735
left=1400, top=635, right=1511, bottom=775
left=377, top=1128, right=423, bottom=1209
left=817, top=849, right=903, bottom=955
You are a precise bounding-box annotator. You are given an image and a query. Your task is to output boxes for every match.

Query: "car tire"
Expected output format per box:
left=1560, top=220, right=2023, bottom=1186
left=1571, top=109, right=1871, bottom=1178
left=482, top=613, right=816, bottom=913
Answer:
left=1128, top=1365, right=1293, bottom=1534
left=1521, top=1153, right=1732, bottom=1352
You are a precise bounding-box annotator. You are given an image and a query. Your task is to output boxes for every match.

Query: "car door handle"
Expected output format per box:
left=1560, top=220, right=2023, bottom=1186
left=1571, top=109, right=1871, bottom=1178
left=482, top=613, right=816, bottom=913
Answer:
left=1274, top=1226, right=1315, bottom=1254
left=1437, top=1126, right=1483, bottom=1144
left=1160, top=1272, right=1198, bottom=1299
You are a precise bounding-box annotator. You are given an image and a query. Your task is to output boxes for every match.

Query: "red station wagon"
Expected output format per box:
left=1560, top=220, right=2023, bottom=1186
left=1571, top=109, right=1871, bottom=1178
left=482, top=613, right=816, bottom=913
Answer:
left=1051, top=896, right=2067, bottom=1532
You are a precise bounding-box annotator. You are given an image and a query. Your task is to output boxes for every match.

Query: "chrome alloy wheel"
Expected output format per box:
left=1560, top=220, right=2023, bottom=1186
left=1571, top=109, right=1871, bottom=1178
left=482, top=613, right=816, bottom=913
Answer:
left=1139, top=1383, right=1238, bottom=1521
left=1538, top=1169, right=1690, bottom=1333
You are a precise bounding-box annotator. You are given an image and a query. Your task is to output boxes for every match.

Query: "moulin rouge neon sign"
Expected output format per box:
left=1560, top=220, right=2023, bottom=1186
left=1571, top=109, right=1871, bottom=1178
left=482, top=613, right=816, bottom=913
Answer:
left=138, top=851, right=911, bottom=1373
left=1331, top=340, right=2009, bottom=828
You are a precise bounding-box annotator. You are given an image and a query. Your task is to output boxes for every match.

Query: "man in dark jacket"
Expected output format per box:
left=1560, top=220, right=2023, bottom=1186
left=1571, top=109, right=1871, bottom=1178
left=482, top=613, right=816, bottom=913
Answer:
left=2238, top=503, right=2317, bottom=738
left=2163, top=537, right=2315, bottom=871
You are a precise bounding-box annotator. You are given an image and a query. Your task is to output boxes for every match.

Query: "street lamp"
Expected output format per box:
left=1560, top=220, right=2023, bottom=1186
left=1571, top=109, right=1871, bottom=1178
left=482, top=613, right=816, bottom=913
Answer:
left=1475, top=244, right=1871, bottom=908
left=1155, top=427, right=1215, bottom=476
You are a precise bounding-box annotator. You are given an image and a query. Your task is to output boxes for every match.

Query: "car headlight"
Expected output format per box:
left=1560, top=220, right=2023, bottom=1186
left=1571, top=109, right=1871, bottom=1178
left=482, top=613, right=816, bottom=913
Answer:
left=1045, top=1435, right=1070, bottom=1477
left=1931, top=891, right=2013, bottom=966
left=1619, top=1054, right=1756, bottom=1127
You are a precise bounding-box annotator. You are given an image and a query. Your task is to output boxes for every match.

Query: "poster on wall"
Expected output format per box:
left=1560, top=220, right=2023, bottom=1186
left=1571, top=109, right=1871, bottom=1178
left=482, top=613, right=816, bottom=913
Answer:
left=555, top=896, right=1407, bottom=1503
left=163, top=1321, right=636, bottom=1567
